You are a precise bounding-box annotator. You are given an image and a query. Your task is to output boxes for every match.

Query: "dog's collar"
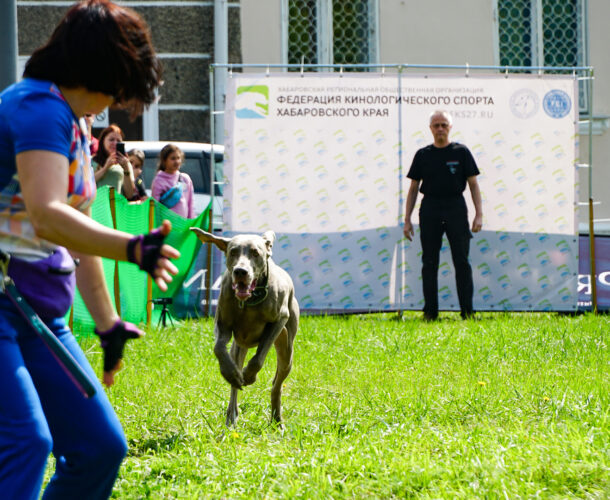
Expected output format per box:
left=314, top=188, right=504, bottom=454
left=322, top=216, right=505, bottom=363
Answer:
left=239, top=260, right=269, bottom=308
left=243, top=280, right=268, bottom=307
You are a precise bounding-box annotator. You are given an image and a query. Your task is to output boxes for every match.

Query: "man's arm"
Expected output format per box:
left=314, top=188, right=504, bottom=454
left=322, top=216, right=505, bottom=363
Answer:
left=467, top=175, right=483, bottom=233
left=403, top=179, right=420, bottom=241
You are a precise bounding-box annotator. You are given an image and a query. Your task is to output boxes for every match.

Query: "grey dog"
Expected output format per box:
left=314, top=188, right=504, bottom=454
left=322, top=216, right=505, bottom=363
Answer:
left=190, top=228, right=299, bottom=426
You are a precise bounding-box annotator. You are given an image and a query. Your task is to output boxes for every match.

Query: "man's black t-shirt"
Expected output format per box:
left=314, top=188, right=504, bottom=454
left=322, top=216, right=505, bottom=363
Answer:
left=407, top=142, right=479, bottom=198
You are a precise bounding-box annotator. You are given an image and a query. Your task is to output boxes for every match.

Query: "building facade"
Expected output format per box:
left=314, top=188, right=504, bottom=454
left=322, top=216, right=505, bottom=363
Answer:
left=17, top=0, right=242, bottom=142
left=16, top=0, right=610, bottom=231
left=239, top=0, right=610, bottom=232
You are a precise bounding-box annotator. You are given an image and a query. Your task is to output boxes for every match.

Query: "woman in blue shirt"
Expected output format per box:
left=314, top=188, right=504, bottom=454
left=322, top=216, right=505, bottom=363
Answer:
left=0, top=1, right=179, bottom=498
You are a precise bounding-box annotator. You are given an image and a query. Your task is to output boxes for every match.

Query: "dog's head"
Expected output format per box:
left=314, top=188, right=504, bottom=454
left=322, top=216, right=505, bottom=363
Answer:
left=190, top=228, right=275, bottom=302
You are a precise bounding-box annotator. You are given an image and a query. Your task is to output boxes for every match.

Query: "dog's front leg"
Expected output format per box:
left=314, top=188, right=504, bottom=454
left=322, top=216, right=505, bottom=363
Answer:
left=242, top=318, right=288, bottom=386
left=226, top=342, right=248, bottom=426
left=214, top=322, right=244, bottom=389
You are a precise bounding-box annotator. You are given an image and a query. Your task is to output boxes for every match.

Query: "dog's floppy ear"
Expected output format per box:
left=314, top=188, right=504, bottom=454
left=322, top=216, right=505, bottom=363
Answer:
left=262, top=231, right=276, bottom=258
left=190, top=227, right=230, bottom=253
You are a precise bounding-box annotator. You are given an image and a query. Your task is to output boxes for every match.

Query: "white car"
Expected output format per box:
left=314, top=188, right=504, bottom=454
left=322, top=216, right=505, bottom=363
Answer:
left=123, top=141, right=224, bottom=230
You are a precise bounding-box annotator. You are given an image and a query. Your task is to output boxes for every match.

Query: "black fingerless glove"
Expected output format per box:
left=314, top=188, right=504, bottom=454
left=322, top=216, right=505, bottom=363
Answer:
left=94, top=319, right=142, bottom=372
left=127, top=229, right=166, bottom=277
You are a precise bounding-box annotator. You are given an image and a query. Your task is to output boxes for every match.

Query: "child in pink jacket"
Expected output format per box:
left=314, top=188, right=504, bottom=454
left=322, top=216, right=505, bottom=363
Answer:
left=151, top=144, right=194, bottom=218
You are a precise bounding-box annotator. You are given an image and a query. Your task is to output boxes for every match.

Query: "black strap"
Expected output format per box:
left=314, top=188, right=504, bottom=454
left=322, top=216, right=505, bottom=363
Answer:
left=0, top=252, right=96, bottom=398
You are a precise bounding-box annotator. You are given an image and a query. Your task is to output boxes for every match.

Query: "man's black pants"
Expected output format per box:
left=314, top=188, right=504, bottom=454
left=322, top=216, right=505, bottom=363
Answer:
left=419, top=195, right=473, bottom=318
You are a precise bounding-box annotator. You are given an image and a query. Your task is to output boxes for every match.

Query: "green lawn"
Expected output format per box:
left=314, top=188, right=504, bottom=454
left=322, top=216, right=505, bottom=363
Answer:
left=55, top=312, right=609, bottom=498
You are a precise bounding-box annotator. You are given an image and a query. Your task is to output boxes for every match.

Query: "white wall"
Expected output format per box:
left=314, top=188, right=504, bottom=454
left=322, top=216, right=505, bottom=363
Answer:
left=240, top=0, right=496, bottom=67
left=240, top=0, right=282, bottom=65
left=580, top=0, right=610, bottom=233
left=378, top=0, right=496, bottom=65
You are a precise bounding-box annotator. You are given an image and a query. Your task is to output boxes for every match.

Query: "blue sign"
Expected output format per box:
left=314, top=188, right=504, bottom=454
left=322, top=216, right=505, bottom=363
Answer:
left=543, top=89, right=571, bottom=119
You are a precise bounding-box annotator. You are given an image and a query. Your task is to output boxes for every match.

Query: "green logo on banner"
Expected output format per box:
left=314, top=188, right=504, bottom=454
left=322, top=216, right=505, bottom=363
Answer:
left=236, top=85, right=269, bottom=118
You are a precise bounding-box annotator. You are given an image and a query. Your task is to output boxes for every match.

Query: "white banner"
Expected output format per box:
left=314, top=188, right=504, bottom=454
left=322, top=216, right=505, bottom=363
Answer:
left=224, top=73, right=578, bottom=312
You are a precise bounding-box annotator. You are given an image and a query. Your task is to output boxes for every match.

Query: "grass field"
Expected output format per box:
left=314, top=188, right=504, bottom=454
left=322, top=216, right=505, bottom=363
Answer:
left=53, top=312, right=608, bottom=498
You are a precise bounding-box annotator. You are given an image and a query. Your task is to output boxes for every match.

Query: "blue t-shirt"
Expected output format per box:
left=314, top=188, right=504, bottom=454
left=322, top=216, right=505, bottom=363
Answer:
left=0, top=78, right=96, bottom=257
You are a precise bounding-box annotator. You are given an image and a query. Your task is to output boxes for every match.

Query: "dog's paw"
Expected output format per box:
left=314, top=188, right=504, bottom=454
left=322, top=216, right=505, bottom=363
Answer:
left=226, top=404, right=239, bottom=426
left=271, top=409, right=283, bottom=427
left=242, top=365, right=258, bottom=386
left=220, top=366, right=244, bottom=389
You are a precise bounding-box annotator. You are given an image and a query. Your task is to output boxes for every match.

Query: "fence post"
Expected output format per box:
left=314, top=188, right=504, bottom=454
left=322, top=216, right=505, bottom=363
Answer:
left=587, top=67, right=597, bottom=314
left=205, top=205, right=213, bottom=317
left=109, top=188, right=121, bottom=317
left=146, top=198, right=154, bottom=325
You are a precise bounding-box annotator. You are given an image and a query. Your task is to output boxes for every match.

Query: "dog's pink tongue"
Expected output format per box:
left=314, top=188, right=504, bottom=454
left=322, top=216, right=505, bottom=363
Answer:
left=233, top=280, right=256, bottom=300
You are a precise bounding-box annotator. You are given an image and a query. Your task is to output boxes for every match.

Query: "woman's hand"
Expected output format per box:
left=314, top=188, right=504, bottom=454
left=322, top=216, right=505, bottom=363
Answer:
left=94, top=153, right=119, bottom=181
left=151, top=220, right=180, bottom=290
left=127, top=220, right=180, bottom=291
left=95, top=319, right=144, bottom=387
left=117, top=153, right=136, bottom=197
left=115, top=151, right=129, bottom=169
left=104, top=152, right=119, bottom=169
left=93, top=154, right=111, bottom=180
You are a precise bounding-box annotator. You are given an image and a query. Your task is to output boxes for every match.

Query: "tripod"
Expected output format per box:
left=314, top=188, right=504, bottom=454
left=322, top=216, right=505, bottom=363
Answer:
left=152, top=298, right=174, bottom=327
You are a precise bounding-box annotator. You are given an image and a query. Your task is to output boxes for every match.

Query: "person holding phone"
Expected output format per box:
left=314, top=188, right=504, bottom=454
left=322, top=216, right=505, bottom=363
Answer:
left=92, top=124, right=135, bottom=199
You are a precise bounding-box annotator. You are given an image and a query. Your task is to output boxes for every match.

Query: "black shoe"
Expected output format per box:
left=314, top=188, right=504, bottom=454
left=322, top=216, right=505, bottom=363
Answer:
left=423, top=312, right=438, bottom=322
left=461, top=311, right=475, bottom=320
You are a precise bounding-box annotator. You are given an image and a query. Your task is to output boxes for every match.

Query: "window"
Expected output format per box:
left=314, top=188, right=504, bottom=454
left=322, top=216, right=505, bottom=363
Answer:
left=496, top=0, right=589, bottom=112
left=287, top=0, right=318, bottom=66
left=284, top=0, right=379, bottom=70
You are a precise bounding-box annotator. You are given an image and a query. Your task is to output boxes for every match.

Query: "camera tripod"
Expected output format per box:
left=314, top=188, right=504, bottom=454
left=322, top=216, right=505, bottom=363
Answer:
left=151, top=298, right=174, bottom=327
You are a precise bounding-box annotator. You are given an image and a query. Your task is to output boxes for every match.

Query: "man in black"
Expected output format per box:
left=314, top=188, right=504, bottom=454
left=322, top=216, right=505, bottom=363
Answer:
left=403, top=110, right=483, bottom=321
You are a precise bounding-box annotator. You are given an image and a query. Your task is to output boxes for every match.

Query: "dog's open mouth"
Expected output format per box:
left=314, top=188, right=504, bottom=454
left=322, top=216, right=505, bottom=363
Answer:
left=232, top=279, right=257, bottom=301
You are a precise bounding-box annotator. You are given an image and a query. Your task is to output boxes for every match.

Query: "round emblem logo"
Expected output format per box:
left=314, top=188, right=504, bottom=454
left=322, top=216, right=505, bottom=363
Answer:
left=509, top=88, right=539, bottom=119
left=543, top=89, right=571, bottom=118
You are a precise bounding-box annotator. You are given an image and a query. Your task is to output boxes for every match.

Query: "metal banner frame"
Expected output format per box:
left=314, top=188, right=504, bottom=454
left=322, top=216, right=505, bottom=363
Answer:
left=209, top=63, right=594, bottom=314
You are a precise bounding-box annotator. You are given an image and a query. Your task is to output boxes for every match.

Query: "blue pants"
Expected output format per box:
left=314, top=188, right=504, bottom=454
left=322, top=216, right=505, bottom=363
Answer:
left=0, top=295, right=127, bottom=500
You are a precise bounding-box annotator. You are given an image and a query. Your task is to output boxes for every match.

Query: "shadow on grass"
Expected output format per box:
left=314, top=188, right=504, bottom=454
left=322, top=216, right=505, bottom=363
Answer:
left=128, top=433, right=189, bottom=456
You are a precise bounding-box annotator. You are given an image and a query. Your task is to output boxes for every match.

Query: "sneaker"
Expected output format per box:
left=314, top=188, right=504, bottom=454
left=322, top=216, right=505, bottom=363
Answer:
left=461, top=311, right=475, bottom=320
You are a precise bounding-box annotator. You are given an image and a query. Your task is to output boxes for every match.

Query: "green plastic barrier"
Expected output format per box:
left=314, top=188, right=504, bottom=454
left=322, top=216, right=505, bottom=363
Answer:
left=70, top=186, right=210, bottom=335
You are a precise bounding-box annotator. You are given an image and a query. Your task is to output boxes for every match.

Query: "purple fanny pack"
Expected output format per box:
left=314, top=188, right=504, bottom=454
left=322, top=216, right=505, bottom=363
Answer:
left=7, top=247, right=76, bottom=320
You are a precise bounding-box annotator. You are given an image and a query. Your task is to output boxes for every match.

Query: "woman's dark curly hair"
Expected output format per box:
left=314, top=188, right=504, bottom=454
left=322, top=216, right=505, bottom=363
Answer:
left=24, top=0, right=162, bottom=118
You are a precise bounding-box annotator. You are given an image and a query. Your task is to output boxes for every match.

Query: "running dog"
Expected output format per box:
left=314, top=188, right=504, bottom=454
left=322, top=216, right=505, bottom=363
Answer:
left=190, top=228, right=299, bottom=426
